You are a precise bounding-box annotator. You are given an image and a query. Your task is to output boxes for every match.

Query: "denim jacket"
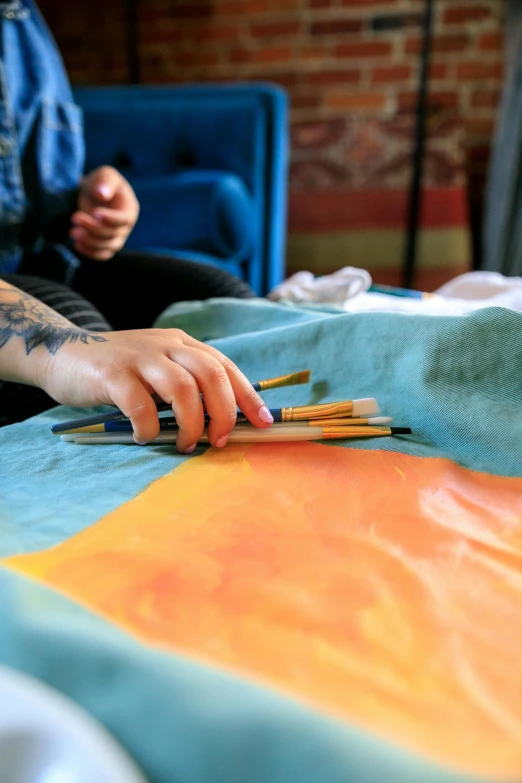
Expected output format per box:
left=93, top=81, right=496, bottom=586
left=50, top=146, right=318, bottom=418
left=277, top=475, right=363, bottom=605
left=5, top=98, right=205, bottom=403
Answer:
left=0, top=0, right=84, bottom=274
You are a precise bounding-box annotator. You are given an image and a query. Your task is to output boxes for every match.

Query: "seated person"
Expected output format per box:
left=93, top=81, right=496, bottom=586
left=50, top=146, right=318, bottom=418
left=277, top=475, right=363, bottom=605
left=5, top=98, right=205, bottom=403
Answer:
left=0, top=0, right=260, bottom=434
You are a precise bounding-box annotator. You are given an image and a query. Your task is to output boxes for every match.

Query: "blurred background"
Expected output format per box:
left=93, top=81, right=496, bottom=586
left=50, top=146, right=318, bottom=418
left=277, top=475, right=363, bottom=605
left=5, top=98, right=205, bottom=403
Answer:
left=38, top=0, right=507, bottom=291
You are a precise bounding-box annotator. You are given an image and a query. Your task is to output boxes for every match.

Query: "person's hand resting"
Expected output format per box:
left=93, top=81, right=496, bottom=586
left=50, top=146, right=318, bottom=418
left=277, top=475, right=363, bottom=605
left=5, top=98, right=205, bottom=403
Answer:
left=0, top=282, right=273, bottom=452
left=70, top=166, right=140, bottom=260
left=43, top=328, right=274, bottom=451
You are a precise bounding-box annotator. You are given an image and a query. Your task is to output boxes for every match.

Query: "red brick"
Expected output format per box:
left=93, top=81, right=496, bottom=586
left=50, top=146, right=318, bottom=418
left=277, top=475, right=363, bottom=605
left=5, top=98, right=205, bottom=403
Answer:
left=306, top=69, right=361, bottom=85
left=433, top=33, right=471, bottom=53
left=290, top=93, right=322, bottom=110
left=478, top=31, right=504, bottom=51
left=432, top=33, right=470, bottom=52
left=229, top=47, right=252, bottom=64
left=443, top=4, right=492, bottom=24
left=371, top=65, right=412, bottom=83
left=168, top=3, right=213, bottom=19
left=470, top=89, right=501, bottom=108
left=456, top=60, right=503, bottom=81
left=251, top=21, right=301, bottom=38
left=310, top=18, right=363, bottom=36
left=427, top=91, right=461, bottom=109
left=405, top=34, right=470, bottom=55
left=305, top=68, right=361, bottom=85
left=341, top=0, right=400, bottom=5
left=197, top=25, right=241, bottom=42
left=326, top=91, right=388, bottom=110
left=398, top=90, right=460, bottom=110
left=253, top=45, right=294, bottom=63
left=463, top=116, right=496, bottom=139
left=403, top=37, right=421, bottom=54
left=252, top=71, right=300, bottom=88
left=176, top=51, right=221, bottom=68
left=336, top=41, right=392, bottom=58
left=216, top=0, right=298, bottom=10
left=300, top=44, right=333, bottom=60
left=429, top=63, right=448, bottom=80
left=140, top=29, right=185, bottom=45
left=213, top=0, right=266, bottom=12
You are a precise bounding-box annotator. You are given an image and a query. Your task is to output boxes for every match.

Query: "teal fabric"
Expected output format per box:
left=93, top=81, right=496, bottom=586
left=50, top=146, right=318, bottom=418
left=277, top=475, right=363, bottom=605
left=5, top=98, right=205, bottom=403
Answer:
left=156, top=298, right=522, bottom=477
left=1, top=297, right=521, bottom=783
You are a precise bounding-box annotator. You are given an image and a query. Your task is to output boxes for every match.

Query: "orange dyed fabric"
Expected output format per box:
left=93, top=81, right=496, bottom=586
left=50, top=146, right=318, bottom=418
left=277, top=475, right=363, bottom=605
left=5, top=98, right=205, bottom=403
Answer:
left=5, top=444, right=522, bottom=778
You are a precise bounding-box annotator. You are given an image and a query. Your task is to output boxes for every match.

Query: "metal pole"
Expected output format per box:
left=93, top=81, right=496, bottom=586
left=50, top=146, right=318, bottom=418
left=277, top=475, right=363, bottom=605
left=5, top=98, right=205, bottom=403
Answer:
left=402, top=0, right=434, bottom=288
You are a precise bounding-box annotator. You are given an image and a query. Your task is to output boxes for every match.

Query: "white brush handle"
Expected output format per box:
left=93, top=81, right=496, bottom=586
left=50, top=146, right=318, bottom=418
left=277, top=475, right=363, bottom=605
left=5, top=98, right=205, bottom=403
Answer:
left=65, top=427, right=324, bottom=445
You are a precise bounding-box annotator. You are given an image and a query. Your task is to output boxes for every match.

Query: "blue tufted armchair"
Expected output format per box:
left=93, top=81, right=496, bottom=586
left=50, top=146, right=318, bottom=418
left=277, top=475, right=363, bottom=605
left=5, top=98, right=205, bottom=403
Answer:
left=73, top=83, right=289, bottom=296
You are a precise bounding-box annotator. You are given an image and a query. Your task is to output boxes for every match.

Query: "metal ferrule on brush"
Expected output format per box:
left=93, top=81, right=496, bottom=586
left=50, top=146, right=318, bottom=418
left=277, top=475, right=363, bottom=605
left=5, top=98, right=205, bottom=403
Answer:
left=280, top=400, right=354, bottom=421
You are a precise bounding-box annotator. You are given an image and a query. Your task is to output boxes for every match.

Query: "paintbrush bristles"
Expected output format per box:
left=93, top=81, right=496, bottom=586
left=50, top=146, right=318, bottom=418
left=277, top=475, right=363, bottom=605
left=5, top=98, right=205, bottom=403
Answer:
left=257, top=369, right=311, bottom=391
left=280, top=397, right=379, bottom=422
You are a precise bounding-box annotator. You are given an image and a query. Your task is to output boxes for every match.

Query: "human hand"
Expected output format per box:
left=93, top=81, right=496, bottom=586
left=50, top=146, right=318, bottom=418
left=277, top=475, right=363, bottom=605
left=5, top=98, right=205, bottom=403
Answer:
left=70, top=166, right=140, bottom=260
left=41, top=328, right=274, bottom=451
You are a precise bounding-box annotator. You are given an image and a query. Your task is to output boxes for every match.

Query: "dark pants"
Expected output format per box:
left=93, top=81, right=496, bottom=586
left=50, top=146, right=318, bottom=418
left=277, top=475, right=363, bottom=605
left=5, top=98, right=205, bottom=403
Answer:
left=0, top=248, right=254, bottom=425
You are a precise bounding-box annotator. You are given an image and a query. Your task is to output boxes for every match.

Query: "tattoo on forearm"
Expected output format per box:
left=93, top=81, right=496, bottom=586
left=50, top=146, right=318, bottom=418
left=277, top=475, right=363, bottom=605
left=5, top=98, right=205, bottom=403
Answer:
left=0, top=288, right=107, bottom=355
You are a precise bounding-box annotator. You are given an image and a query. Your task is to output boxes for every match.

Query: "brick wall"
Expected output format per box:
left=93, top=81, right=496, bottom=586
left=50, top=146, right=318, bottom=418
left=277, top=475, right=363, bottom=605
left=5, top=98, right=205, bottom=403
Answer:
left=40, top=0, right=506, bottom=288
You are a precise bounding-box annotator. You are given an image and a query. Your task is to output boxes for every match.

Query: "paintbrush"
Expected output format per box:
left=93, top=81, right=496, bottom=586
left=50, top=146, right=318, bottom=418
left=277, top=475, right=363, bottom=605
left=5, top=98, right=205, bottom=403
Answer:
left=61, top=425, right=411, bottom=446
left=54, top=398, right=380, bottom=434
left=59, top=414, right=391, bottom=435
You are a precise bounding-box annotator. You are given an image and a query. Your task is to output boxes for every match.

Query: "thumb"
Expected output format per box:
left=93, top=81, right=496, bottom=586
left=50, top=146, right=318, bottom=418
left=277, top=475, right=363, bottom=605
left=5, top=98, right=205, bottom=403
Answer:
left=84, top=166, right=123, bottom=204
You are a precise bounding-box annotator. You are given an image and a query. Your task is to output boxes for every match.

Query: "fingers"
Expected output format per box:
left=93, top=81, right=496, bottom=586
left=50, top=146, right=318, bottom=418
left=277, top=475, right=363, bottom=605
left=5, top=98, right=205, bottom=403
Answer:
left=180, top=335, right=274, bottom=429
left=169, top=345, right=239, bottom=448
left=77, top=167, right=140, bottom=242
left=104, top=371, right=160, bottom=445
left=91, top=328, right=273, bottom=453
left=70, top=230, right=124, bottom=261
left=70, top=210, right=131, bottom=261
left=141, top=358, right=205, bottom=453
left=90, top=206, right=132, bottom=228
left=71, top=211, right=128, bottom=240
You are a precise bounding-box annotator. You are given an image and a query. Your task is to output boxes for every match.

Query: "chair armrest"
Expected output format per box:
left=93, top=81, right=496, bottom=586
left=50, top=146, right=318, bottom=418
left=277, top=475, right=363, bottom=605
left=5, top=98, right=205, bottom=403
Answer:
left=126, top=171, right=254, bottom=262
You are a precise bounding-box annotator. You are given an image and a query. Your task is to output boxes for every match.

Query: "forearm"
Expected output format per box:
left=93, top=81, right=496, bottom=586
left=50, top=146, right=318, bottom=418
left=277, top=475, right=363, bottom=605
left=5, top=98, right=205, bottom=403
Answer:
left=0, top=279, right=100, bottom=387
left=0, top=281, right=271, bottom=451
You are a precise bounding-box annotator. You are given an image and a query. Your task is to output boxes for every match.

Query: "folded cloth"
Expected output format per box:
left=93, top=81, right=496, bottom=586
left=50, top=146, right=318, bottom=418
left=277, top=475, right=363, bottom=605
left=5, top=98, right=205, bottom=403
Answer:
left=270, top=268, right=522, bottom=315
left=268, top=267, right=372, bottom=305
left=436, top=270, right=522, bottom=303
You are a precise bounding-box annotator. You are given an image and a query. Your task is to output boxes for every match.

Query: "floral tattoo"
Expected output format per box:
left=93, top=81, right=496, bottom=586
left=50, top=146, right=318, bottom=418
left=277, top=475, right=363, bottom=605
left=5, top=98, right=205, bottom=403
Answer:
left=0, top=288, right=107, bottom=355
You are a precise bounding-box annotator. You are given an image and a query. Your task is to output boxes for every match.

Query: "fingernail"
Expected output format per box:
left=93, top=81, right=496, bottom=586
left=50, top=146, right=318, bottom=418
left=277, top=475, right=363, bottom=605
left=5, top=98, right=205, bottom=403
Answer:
left=216, top=435, right=228, bottom=448
left=135, top=440, right=147, bottom=446
left=98, top=184, right=111, bottom=199
left=182, top=444, right=197, bottom=454
left=70, top=228, right=84, bottom=239
left=92, top=209, right=104, bottom=220
left=258, top=405, right=274, bottom=424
